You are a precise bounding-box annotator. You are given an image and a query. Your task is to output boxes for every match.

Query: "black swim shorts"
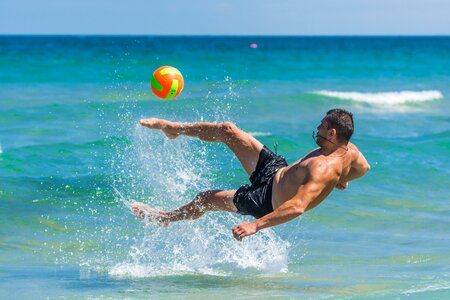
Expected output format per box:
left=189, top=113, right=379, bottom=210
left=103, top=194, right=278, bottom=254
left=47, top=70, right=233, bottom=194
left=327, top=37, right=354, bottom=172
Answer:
left=233, top=145, right=288, bottom=219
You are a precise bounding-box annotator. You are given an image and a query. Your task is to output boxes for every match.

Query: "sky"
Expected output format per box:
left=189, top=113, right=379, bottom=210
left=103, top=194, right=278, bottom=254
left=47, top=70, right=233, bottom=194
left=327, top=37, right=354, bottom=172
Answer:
left=1, top=0, right=450, bottom=35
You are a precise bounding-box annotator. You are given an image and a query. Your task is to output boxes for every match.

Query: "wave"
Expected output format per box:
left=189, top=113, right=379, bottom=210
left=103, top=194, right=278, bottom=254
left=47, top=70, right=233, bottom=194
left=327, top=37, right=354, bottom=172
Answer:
left=248, top=131, right=271, bottom=137
left=313, top=90, right=443, bottom=105
left=402, top=283, right=450, bottom=295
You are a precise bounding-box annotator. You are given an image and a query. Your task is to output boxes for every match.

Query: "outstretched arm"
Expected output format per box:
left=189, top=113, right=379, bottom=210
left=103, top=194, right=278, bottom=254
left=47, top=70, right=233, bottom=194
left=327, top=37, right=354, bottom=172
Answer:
left=341, top=150, right=371, bottom=183
left=232, top=162, right=334, bottom=241
left=140, top=118, right=227, bottom=141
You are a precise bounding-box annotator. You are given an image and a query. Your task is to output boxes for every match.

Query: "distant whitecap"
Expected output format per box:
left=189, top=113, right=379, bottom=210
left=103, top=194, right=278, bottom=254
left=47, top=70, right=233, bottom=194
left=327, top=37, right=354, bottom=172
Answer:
left=314, top=90, right=443, bottom=105
left=249, top=132, right=271, bottom=137
left=402, top=283, right=450, bottom=295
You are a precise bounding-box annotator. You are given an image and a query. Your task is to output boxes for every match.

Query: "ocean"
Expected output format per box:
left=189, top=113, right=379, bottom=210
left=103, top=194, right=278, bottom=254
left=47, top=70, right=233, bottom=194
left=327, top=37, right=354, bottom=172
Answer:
left=0, top=36, right=449, bottom=299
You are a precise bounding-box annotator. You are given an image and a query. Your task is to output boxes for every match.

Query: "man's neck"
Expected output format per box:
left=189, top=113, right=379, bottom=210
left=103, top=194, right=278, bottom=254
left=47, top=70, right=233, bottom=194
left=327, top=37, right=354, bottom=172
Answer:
left=320, top=142, right=348, bottom=156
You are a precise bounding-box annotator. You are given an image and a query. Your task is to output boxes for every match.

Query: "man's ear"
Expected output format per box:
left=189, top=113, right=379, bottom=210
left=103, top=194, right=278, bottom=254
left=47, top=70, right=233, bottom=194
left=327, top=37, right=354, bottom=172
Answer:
left=328, top=128, right=337, bottom=137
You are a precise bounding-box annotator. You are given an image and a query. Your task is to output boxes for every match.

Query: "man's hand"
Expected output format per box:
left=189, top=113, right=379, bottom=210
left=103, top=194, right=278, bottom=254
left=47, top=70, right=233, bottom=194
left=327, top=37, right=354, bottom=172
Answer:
left=232, top=222, right=258, bottom=241
left=335, top=181, right=348, bottom=190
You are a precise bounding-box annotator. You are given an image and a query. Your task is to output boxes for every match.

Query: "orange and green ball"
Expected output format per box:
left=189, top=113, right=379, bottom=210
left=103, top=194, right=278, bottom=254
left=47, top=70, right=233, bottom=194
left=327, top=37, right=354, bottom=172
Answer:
left=150, top=66, right=184, bottom=99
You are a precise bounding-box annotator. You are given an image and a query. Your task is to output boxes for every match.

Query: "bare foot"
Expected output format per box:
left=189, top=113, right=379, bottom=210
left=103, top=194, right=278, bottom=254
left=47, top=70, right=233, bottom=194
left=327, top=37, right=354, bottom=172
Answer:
left=139, top=118, right=179, bottom=139
left=131, top=201, right=169, bottom=227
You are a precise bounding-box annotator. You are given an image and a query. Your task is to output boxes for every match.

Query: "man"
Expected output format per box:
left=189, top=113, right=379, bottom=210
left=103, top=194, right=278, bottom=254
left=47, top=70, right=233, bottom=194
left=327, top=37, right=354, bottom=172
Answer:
left=131, top=109, right=370, bottom=241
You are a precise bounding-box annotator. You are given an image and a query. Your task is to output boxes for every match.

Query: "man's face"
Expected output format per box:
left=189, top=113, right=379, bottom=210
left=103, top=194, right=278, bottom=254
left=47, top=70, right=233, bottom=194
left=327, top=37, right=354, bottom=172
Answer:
left=315, top=118, right=329, bottom=147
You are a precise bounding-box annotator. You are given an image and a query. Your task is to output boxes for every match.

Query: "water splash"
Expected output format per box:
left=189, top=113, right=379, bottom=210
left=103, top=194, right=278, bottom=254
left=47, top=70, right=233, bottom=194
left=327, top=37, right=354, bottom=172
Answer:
left=79, top=76, right=290, bottom=277
left=107, top=123, right=289, bottom=276
left=109, top=220, right=289, bottom=277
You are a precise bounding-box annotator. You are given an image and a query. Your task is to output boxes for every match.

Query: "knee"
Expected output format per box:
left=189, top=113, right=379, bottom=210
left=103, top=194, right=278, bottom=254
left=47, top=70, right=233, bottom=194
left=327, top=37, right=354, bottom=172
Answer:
left=195, top=191, right=211, bottom=205
left=221, top=121, right=238, bottom=139
left=195, top=191, right=221, bottom=212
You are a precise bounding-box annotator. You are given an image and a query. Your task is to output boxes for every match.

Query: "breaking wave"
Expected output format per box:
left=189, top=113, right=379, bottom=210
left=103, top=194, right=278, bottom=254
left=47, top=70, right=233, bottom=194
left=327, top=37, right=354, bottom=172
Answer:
left=313, top=90, right=443, bottom=105
left=402, top=283, right=450, bottom=295
left=249, top=132, right=271, bottom=137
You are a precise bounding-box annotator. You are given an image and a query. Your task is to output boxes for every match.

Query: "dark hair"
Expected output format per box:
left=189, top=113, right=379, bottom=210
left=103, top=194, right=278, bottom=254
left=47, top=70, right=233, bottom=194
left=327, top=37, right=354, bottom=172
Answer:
left=324, top=108, right=354, bottom=142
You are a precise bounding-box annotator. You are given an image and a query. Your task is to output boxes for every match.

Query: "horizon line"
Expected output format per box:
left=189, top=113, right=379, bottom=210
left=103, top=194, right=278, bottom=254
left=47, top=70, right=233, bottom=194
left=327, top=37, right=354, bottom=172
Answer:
left=1, top=34, right=450, bottom=38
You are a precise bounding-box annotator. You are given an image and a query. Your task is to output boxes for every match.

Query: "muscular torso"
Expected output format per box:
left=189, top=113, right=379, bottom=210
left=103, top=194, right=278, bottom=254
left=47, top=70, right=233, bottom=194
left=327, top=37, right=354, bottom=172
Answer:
left=271, top=142, right=360, bottom=211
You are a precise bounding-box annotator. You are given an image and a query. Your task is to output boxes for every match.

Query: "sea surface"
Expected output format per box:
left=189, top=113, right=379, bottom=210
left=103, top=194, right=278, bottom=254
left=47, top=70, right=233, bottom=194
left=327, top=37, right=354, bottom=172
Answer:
left=0, top=36, right=449, bottom=299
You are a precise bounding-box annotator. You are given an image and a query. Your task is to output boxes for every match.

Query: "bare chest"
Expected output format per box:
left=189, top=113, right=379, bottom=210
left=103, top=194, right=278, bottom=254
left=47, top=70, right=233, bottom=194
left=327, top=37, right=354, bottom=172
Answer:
left=272, top=161, right=309, bottom=207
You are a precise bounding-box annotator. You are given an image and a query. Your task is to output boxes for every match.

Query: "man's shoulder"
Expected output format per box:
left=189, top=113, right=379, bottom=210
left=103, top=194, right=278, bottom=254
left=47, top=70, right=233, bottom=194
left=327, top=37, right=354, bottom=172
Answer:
left=348, top=142, right=365, bottom=164
left=348, top=142, right=361, bottom=155
left=305, top=157, right=334, bottom=179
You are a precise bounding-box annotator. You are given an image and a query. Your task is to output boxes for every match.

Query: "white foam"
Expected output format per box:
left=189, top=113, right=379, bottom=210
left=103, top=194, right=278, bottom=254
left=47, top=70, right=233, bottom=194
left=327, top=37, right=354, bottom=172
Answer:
left=109, top=263, right=228, bottom=278
left=0, top=144, right=2, bottom=154
left=314, top=90, right=443, bottom=105
left=402, top=283, right=450, bottom=294
left=107, top=217, right=289, bottom=278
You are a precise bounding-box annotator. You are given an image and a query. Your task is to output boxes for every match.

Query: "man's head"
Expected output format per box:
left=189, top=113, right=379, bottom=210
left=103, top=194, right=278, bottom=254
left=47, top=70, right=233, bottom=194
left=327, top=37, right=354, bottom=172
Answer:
left=315, top=108, right=354, bottom=147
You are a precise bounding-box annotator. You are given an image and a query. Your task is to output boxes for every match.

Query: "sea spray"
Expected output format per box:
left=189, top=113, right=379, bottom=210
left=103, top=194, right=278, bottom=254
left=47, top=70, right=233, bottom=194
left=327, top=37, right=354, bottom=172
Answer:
left=107, top=119, right=289, bottom=276
left=80, top=76, right=290, bottom=276
left=109, top=219, right=289, bottom=277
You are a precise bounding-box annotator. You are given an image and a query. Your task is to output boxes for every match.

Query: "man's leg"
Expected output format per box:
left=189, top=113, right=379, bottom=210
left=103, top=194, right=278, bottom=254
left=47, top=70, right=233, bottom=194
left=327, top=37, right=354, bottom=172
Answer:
left=132, top=190, right=237, bottom=225
left=140, top=118, right=263, bottom=176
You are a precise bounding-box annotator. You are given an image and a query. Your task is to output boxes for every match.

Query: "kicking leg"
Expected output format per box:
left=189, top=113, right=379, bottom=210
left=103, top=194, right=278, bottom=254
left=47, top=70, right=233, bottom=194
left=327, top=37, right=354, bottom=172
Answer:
left=140, top=118, right=263, bottom=176
left=131, top=190, right=237, bottom=225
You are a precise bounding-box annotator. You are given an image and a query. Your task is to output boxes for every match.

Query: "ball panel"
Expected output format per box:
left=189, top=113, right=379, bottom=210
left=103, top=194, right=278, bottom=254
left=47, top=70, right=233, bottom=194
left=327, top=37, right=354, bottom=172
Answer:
left=160, top=67, right=182, bottom=76
left=150, top=75, right=163, bottom=92
left=150, top=66, right=184, bottom=100
left=165, top=79, right=179, bottom=100
left=151, top=86, right=167, bottom=98
left=173, top=75, right=184, bottom=98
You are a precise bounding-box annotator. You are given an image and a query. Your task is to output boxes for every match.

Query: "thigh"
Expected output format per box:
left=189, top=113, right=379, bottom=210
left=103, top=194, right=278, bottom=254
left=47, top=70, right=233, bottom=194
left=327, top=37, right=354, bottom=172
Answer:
left=202, top=190, right=238, bottom=213
left=222, top=122, right=264, bottom=176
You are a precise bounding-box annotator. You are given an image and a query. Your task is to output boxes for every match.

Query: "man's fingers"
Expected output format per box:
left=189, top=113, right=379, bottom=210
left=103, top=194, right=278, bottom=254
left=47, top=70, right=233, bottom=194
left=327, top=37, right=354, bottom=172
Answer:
left=232, top=226, right=245, bottom=241
left=335, top=182, right=347, bottom=190
left=232, top=221, right=258, bottom=241
left=233, top=226, right=243, bottom=234
left=139, top=119, right=150, bottom=126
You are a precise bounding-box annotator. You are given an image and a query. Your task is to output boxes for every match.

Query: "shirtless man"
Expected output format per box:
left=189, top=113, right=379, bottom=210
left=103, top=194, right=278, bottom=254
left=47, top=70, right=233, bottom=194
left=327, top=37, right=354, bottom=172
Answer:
left=132, top=109, right=370, bottom=241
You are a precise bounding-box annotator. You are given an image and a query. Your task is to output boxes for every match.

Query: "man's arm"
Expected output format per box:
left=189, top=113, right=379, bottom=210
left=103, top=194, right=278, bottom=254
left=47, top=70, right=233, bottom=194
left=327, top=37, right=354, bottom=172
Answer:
left=232, top=161, right=333, bottom=241
left=340, top=150, right=370, bottom=183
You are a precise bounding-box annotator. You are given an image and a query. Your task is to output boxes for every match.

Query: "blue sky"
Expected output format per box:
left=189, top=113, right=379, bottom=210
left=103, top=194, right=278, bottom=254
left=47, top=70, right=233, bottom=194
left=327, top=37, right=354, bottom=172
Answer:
left=1, top=0, right=449, bottom=35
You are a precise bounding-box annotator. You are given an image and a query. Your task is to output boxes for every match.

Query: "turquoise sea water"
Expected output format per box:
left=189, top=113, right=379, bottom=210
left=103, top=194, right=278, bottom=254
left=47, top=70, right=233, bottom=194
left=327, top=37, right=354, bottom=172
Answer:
left=1, top=36, right=449, bottom=299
